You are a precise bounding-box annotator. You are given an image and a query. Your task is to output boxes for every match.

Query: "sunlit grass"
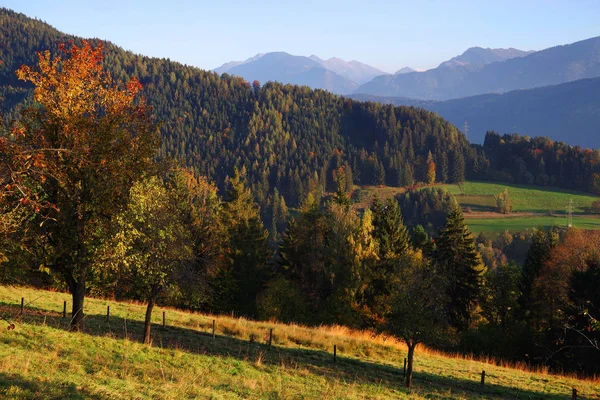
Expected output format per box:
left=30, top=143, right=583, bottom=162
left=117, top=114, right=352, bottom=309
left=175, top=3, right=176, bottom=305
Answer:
left=0, top=285, right=598, bottom=399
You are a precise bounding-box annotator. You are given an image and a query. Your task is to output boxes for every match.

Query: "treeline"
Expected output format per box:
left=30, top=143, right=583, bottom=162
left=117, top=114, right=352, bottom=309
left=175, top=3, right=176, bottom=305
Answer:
left=482, top=132, right=600, bottom=193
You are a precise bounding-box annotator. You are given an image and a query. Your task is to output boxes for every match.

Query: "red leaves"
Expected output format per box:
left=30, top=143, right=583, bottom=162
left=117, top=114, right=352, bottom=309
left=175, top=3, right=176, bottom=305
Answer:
left=127, top=77, right=143, bottom=94
left=6, top=323, right=15, bottom=331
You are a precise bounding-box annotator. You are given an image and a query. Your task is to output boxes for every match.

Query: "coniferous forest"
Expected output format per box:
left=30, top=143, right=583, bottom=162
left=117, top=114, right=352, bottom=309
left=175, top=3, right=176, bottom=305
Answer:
left=1, top=8, right=599, bottom=386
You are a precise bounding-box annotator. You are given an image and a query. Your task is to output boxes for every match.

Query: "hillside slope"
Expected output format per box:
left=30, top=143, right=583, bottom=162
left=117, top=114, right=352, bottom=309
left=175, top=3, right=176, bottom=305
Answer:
left=352, top=77, right=600, bottom=147
left=1, top=285, right=598, bottom=399
left=0, top=8, right=483, bottom=210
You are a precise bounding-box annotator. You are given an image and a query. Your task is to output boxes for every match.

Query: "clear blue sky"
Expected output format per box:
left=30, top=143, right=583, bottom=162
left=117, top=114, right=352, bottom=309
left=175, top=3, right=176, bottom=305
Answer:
left=4, top=0, right=600, bottom=73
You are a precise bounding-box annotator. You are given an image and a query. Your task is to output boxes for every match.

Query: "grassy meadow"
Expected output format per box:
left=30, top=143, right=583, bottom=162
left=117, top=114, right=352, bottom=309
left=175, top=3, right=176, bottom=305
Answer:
left=0, top=285, right=598, bottom=399
left=445, top=181, right=600, bottom=214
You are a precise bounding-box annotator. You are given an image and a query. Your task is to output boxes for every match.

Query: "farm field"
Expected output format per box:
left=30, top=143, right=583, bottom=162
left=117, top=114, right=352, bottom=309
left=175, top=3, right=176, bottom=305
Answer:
left=444, top=181, right=600, bottom=214
left=0, top=285, right=598, bottom=399
left=465, top=215, right=600, bottom=233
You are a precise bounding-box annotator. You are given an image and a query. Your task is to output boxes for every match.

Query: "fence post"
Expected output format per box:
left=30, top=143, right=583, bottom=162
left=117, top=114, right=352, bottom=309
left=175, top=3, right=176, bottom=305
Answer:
left=106, top=306, right=110, bottom=322
left=333, top=345, right=337, bottom=363
left=63, top=301, right=66, bottom=319
left=162, top=311, right=166, bottom=328
left=212, top=319, right=216, bottom=339
left=572, top=388, right=578, bottom=400
left=269, top=328, right=273, bottom=347
left=20, top=297, right=24, bottom=316
left=481, top=370, right=486, bottom=388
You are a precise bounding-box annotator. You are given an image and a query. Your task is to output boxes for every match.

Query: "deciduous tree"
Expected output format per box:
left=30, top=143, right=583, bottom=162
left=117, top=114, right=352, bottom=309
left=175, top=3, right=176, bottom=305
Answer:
left=3, top=41, right=158, bottom=330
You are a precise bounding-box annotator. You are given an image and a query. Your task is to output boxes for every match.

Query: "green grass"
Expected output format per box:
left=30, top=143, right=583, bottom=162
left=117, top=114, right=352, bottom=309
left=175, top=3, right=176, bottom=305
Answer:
left=465, top=215, right=600, bottom=233
left=445, top=181, right=600, bottom=214
left=0, top=286, right=598, bottom=399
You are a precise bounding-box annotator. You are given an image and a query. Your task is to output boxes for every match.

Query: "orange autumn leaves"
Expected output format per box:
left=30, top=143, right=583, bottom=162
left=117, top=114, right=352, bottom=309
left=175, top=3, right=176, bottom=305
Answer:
left=531, top=229, right=600, bottom=325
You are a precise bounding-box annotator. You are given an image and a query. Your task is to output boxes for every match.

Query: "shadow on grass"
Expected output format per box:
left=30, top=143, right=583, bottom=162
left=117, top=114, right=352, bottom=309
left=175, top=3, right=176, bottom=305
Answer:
left=0, top=372, right=103, bottom=400
left=1, top=302, right=581, bottom=400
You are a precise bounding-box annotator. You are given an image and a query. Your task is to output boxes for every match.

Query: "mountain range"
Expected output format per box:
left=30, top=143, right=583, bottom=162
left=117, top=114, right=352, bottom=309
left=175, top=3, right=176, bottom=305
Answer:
left=356, top=37, right=600, bottom=100
left=214, top=52, right=360, bottom=94
left=214, top=52, right=392, bottom=94
left=437, top=47, right=534, bottom=69
left=214, top=46, right=537, bottom=97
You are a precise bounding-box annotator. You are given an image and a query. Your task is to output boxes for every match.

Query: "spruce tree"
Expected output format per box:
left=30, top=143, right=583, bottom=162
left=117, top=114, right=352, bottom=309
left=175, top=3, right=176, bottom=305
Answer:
left=371, top=198, right=411, bottom=259
left=363, top=197, right=413, bottom=326
left=434, top=204, right=485, bottom=330
left=220, top=168, right=272, bottom=317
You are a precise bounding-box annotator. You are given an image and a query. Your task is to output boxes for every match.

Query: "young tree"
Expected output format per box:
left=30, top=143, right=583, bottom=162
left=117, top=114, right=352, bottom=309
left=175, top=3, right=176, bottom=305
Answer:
left=2, top=41, right=158, bottom=330
left=494, top=189, right=513, bottom=214
left=102, top=176, right=193, bottom=344
left=386, top=253, right=448, bottom=388
left=434, top=205, right=485, bottom=330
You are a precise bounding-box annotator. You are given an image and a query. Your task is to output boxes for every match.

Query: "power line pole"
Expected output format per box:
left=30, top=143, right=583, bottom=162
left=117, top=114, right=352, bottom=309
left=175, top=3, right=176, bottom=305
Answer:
left=463, top=120, right=469, bottom=139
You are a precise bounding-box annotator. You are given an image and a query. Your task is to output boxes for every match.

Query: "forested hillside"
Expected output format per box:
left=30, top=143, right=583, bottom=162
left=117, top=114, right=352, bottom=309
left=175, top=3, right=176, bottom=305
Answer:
left=0, top=8, right=484, bottom=213
left=3, top=8, right=600, bottom=214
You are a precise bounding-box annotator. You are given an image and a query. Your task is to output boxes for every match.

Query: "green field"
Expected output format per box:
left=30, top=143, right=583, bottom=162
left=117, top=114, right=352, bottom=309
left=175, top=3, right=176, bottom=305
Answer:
left=465, top=215, right=600, bottom=233
left=0, top=285, right=598, bottom=399
left=445, top=181, right=600, bottom=214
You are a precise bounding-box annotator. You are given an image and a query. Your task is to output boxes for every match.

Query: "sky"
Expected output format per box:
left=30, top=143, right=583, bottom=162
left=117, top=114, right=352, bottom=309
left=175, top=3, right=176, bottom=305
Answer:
left=4, top=0, right=600, bottom=73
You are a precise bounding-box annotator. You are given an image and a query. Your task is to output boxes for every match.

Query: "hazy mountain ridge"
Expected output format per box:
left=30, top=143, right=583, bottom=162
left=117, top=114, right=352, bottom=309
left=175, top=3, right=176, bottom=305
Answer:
left=352, top=77, right=600, bottom=147
left=395, top=67, right=416, bottom=74
left=214, top=52, right=392, bottom=93
left=213, top=53, right=265, bottom=75
left=223, top=52, right=359, bottom=94
left=438, top=47, right=534, bottom=68
left=356, top=37, right=600, bottom=100
left=308, top=55, right=388, bottom=84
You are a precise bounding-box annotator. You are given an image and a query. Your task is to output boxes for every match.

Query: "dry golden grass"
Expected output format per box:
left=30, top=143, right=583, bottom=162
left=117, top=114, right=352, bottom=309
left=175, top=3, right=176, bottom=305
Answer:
left=0, top=285, right=598, bottom=399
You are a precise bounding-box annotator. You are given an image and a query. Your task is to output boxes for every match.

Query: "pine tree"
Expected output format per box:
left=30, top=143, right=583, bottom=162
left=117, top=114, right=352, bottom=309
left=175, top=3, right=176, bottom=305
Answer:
left=371, top=198, right=411, bottom=260
left=362, top=197, right=413, bottom=326
left=434, top=204, right=485, bottom=330
left=220, top=168, right=272, bottom=317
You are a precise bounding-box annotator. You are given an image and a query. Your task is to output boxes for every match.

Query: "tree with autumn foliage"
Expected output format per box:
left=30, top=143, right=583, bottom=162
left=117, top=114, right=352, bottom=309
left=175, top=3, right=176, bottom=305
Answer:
left=426, top=151, right=436, bottom=184
left=529, top=229, right=600, bottom=373
left=1, top=41, right=158, bottom=330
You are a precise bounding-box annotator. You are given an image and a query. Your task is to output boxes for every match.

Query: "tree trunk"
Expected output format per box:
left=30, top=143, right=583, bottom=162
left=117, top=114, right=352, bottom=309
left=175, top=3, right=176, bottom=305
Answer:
left=143, top=289, right=159, bottom=344
left=70, top=280, right=85, bottom=331
left=406, top=342, right=416, bottom=388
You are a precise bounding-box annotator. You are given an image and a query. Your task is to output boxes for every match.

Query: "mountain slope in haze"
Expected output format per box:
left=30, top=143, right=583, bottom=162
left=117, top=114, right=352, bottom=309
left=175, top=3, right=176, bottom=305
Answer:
left=308, top=55, right=388, bottom=84
left=213, top=53, right=264, bottom=74
left=225, top=52, right=359, bottom=94
left=352, top=77, right=600, bottom=148
left=438, top=47, right=534, bottom=68
left=356, top=37, right=600, bottom=100
left=395, top=66, right=416, bottom=74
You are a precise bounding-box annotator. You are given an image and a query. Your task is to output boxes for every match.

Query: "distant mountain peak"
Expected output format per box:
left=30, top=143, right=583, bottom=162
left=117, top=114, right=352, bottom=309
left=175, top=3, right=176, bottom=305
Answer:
left=395, top=67, right=416, bottom=74
left=213, top=53, right=265, bottom=74
left=438, top=47, right=534, bottom=69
